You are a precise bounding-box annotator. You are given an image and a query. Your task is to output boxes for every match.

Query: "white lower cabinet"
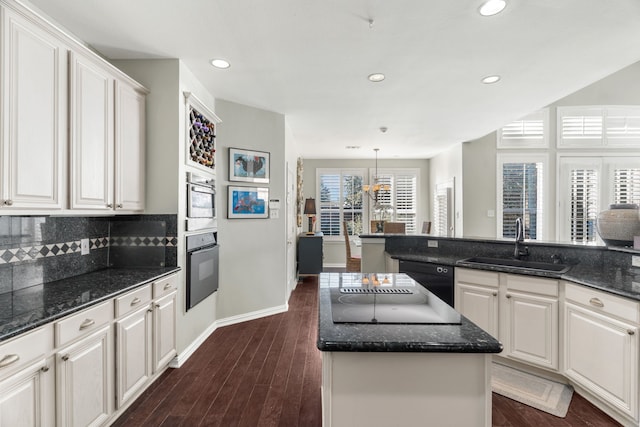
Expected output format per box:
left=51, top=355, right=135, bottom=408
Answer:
left=153, top=290, right=177, bottom=372
left=456, top=282, right=499, bottom=338
left=502, top=275, right=559, bottom=370
left=56, top=325, right=113, bottom=427
left=115, top=306, right=152, bottom=408
left=564, top=283, right=639, bottom=422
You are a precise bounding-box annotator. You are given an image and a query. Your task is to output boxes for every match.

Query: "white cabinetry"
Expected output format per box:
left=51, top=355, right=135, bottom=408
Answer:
left=455, top=268, right=559, bottom=371
left=0, top=5, right=66, bottom=210
left=455, top=268, right=499, bottom=338
left=70, top=52, right=146, bottom=211
left=152, top=274, right=177, bottom=372
left=114, top=284, right=153, bottom=408
left=502, top=274, right=559, bottom=370
left=55, top=301, right=114, bottom=427
left=564, top=283, right=639, bottom=421
left=0, top=325, right=54, bottom=427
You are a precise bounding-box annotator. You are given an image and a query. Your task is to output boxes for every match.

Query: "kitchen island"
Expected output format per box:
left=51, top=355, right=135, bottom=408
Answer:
left=317, top=272, right=502, bottom=427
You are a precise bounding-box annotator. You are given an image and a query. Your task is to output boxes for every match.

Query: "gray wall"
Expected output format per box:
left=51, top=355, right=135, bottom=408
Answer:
left=302, top=158, right=429, bottom=267
left=215, top=100, right=289, bottom=318
left=462, top=60, right=640, bottom=240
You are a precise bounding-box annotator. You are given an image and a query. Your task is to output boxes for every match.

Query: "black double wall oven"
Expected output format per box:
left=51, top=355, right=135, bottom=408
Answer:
left=186, top=231, right=219, bottom=311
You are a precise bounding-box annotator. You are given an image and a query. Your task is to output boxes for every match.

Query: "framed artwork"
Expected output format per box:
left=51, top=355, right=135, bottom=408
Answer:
left=229, top=148, right=270, bottom=183
left=228, top=186, right=269, bottom=219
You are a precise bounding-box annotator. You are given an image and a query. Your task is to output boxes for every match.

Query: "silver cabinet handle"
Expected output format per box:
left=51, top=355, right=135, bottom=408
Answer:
left=4, top=200, right=13, bottom=206
left=41, top=365, right=49, bottom=373
left=61, top=354, right=70, bottom=362
left=589, top=298, right=604, bottom=308
left=107, top=203, right=113, bottom=208
left=506, top=294, right=512, bottom=299
left=155, top=303, right=160, bottom=309
left=0, top=354, right=19, bottom=368
left=131, top=297, right=141, bottom=306
left=492, top=291, right=498, bottom=297
left=163, top=283, right=172, bottom=290
left=116, top=204, right=123, bottom=209
left=628, top=330, right=635, bottom=336
left=79, top=318, right=95, bottom=330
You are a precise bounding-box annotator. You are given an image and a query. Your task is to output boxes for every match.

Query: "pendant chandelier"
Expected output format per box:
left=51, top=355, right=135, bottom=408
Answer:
left=362, top=148, right=391, bottom=203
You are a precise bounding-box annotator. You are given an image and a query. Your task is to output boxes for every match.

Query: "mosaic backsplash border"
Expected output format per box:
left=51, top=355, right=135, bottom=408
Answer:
left=0, top=236, right=178, bottom=265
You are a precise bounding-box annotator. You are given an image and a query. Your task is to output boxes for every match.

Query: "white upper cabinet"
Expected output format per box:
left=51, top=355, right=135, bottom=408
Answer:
left=70, top=53, right=146, bottom=212
left=1, top=6, right=67, bottom=209
left=115, top=80, right=146, bottom=211
left=69, top=51, right=115, bottom=210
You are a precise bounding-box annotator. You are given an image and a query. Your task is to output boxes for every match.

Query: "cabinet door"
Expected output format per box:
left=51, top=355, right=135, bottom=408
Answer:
left=564, top=302, right=638, bottom=419
left=1, top=7, right=66, bottom=209
left=153, top=291, right=177, bottom=372
left=56, top=325, right=113, bottom=427
left=0, top=358, right=54, bottom=427
left=116, top=307, right=152, bottom=408
left=69, top=51, right=114, bottom=210
left=114, top=80, right=145, bottom=211
left=455, top=283, right=499, bottom=338
left=503, top=290, right=558, bottom=370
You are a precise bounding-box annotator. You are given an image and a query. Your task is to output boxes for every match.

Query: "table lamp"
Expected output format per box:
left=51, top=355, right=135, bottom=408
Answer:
left=304, top=198, right=316, bottom=235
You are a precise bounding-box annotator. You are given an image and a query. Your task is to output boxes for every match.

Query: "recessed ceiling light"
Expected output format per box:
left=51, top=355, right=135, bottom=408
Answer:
left=481, top=75, right=501, bottom=84
left=479, top=0, right=506, bottom=16
left=345, top=145, right=361, bottom=149
left=368, top=73, right=385, bottom=82
left=210, top=58, right=230, bottom=69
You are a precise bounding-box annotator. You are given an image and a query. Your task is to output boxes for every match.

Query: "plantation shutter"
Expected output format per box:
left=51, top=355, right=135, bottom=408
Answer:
left=606, top=107, right=640, bottom=145
left=569, top=168, right=599, bottom=243
left=395, top=174, right=417, bottom=234
left=433, top=187, right=450, bottom=237
left=558, top=107, right=603, bottom=147
left=613, top=168, right=640, bottom=204
left=502, top=162, right=543, bottom=239
left=497, top=109, right=548, bottom=148
left=319, top=173, right=341, bottom=236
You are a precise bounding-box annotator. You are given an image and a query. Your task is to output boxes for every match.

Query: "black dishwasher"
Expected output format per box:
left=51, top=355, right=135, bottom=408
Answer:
left=398, top=260, right=454, bottom=307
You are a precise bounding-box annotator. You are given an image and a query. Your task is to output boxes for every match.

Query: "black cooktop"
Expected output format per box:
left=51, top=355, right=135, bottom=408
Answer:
left=330, top=274, right=461, bottom=325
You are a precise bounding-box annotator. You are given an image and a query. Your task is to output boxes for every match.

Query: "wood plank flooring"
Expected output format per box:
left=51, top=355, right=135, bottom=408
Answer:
left=112, top=276, right=621, bottom=427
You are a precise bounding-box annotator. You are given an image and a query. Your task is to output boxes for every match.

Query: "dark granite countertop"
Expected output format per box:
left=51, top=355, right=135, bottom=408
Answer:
left=317, top=272, right=503, bottom=353
left=388, top=252, right=640, bottom=301
left=0, top=267, right=180, bottom=342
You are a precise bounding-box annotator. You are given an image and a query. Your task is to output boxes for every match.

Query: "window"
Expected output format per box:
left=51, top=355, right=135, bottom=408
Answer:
left=317, top=169, right=365, bottom=237
left=557, top=156, right=640, bottom=243
left=433, top=182, right=453, bottom=237
left=558, top=106, right=640, bottom=148
left=497, top=109, right=549, bottom=149
left=369, top=169, right=419, bottom=234
left=497, top=154, right=547, bottom=240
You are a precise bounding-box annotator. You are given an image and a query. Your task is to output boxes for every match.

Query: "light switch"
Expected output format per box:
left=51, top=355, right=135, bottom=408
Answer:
left=81, top=238, right=90, bottom=255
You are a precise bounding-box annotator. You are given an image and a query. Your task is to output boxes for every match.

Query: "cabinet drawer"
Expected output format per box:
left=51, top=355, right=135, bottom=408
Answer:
left=55, top=300, right=113, bottom=347
left=455, top=268, right=499, bottom=287
left=506, top=274, right=558, bottom=297
left=0, top=324, right=53, bottom=378
left=115, top=284, right=152, bottom=318
left=153, top=274, right=178, bottom=299
left=565, top=282, right=639, bottom=324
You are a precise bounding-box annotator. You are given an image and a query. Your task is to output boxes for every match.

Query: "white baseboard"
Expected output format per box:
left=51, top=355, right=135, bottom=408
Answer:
left=169, top=303, right=289, bottom=368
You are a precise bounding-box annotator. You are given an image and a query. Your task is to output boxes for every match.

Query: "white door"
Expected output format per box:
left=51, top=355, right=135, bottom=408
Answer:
left=116, top=307, right=152, bottom=407
left=286, top=164, right=297, bottom=296
left=1, top=8, right=66, bottom=209
left=69, top=51, right=114, bottom=210
left=114, top=79, right=146, bottom=211
left=455, top=283, right=499, bottom=338
left=56, top=326, right=113, bottom=427
left=0, top=359, right=54, bottom=427
left=503, top=290, right=558, bottom=370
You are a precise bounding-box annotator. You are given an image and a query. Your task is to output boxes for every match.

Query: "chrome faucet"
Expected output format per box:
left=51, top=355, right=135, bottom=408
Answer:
left=514, top=217, right=529, bottom=259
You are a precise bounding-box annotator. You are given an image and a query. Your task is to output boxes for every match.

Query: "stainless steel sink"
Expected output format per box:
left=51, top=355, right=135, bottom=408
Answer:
left=457, top=256, right=571, bottom=274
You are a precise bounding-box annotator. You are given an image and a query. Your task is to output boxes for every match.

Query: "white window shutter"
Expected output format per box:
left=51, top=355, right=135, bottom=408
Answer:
left=497, top=109, right=549, bottom=149
left=569, top=168, right=599, bottom=243
left=614, top=168, right=640, bottom=205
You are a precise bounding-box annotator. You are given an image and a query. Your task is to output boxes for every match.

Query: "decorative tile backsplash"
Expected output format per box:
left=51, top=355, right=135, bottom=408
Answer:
left=0, top=215, right=178, bottom=295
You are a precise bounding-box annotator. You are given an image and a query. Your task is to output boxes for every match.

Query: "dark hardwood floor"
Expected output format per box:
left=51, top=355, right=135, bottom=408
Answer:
left=112, top=276, right=621, bottom=427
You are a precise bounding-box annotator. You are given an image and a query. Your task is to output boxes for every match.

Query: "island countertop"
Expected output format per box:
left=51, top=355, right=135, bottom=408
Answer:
left=317, top=272, right=503, bottom=353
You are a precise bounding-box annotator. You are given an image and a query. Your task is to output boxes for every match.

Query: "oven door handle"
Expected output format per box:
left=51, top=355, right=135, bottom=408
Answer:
left=189, top=245, right=218, bottom=256
left=190, top=183, right=215, bottom=195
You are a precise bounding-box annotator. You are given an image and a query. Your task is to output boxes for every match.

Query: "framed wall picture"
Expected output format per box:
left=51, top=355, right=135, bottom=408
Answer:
left=228, top=186, right=269, bottom=219
left=229, top=148, right=270, bottom=183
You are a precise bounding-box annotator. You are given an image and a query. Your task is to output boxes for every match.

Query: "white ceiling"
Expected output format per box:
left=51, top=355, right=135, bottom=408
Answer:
left=27, top=0, right=640, bottom=160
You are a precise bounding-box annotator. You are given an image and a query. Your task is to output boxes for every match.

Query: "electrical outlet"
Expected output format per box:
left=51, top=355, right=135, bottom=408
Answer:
left=632, top=255, right=640, bottom=268
left=81, top=238, right=90, bottom=255
left=427, top=240, right=438, bottom=248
